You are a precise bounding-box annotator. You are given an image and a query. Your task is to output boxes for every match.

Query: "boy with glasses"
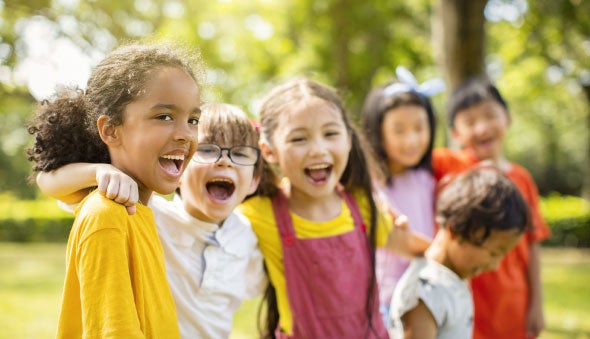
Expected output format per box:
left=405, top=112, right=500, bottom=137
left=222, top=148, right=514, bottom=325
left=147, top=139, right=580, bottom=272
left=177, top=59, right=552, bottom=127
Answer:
left=36, top=103, right=266, bottom=338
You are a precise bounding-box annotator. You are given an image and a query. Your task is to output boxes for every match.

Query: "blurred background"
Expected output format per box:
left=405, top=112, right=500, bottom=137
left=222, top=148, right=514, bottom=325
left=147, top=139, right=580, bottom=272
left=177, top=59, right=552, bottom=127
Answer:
left=0, top=0, right=589, bottom=338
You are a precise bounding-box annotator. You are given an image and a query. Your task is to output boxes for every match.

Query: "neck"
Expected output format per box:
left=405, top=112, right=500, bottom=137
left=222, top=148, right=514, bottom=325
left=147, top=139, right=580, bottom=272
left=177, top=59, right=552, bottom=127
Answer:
left=388, top=161, right=407, bottom=175
left=138, top=189, right=153, bottom=206
left=425, top=229, right=454, bottom=270
left=288, top=188, right=342, bottom=222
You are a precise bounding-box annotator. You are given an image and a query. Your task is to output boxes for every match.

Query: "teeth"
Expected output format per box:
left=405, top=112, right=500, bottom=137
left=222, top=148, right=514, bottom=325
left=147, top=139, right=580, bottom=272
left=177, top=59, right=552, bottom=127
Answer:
left=161, top=154, right=185, bottom=161
left=307, top=164, right=329, bottom=170
left=210, top=178, right=233, bottom=184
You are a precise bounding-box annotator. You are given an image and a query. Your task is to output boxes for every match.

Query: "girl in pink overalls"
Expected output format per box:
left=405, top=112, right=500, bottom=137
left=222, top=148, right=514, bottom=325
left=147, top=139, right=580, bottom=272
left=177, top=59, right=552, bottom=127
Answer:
left=239, top=78, right=429, bottom=339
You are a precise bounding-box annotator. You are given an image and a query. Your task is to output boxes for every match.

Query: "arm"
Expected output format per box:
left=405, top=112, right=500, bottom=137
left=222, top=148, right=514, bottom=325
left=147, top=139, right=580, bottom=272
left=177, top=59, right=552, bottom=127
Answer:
left=400, top=300, right=437, bottom=339
left=36, top=163, right=138, bottom=214
left=526, top=243, right=545, bottom=338
left=77, top=228, right=143, bottom=337
left=385, top=214, right=431, bottom=257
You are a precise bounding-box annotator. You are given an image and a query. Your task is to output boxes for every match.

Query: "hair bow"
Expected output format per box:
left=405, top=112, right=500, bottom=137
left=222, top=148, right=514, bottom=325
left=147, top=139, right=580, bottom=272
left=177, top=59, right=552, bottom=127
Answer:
left=383, top=66, right=446, bottom=97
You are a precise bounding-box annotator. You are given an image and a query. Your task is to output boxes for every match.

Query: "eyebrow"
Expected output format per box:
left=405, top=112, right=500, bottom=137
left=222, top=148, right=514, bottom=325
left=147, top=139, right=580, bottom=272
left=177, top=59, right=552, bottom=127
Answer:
left=152, top=103, right=202, bottom=114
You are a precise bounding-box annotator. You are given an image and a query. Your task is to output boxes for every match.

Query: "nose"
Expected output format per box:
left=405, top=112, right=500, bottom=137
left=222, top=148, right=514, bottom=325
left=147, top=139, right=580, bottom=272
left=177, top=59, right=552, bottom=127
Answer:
left=309, top=137, right=328, bottom=157
left=215, top=149, right=233, bottom=167
left=174, top=120, right=196, bottom=144
left=473, top=119, right=489, bottom=136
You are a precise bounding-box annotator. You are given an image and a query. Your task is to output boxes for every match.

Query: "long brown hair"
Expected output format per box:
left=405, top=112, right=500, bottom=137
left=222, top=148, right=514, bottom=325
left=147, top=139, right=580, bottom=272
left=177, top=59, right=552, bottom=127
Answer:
left=254, top=77, right=382, bottom=338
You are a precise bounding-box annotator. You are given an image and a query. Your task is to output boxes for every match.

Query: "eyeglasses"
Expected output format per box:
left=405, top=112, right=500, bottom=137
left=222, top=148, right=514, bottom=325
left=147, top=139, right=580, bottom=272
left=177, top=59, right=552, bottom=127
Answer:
left=192, top=143, right=260, bottom=166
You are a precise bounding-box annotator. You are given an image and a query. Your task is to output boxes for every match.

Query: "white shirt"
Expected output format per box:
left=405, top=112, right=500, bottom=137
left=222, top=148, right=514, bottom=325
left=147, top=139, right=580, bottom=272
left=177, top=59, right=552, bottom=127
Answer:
left=390, top=258, right=473, bottom=339
left=150, top=195, right=266, bottom=338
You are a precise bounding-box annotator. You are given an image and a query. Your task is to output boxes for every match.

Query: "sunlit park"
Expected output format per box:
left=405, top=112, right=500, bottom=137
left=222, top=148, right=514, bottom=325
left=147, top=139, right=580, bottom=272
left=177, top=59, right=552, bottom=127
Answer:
left=1, top=0, right=589, bottom=338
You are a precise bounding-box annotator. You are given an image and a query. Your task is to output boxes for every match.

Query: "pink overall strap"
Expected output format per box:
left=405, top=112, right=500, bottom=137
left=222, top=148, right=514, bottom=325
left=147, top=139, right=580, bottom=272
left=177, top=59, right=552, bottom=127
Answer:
left=270, top=189, right=388, bottom=339
left=271, top=190, right=296, bottom=248
left=339, top=190, right=367, bottom=233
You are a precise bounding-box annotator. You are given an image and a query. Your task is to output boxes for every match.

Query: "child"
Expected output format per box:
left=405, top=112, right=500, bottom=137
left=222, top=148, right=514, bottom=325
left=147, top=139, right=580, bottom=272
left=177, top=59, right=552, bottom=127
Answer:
left=432, top=78, right=551, bottom=339
left=360, top=66, right=444, bottom=326
left=389, top=166, right=530, bottom=339
left=27, top=42, right=203, bottom=337
left=35, top=103, right=267, bottom=338
left=239, top=78, right=430, bottom=338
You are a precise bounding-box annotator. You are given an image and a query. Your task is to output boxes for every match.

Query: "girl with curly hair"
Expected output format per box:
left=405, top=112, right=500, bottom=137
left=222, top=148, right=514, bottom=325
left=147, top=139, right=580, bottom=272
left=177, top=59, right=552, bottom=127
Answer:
left=27, top=42, right=203, bottom=338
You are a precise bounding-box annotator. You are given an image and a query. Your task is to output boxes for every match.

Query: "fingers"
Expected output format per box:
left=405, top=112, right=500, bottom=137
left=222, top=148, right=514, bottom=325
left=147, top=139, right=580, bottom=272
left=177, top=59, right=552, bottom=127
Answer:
left=96, top=166, right=139, bottom=207
left=393, top=214, right=409, bottom=230
left=126, top=205, right=137, bottom=215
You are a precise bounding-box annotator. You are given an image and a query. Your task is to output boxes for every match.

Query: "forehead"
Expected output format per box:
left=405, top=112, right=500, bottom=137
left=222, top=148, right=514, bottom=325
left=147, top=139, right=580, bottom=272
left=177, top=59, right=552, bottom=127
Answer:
left=456, top=99, right=505, bottom=120
left=139, top=66, right=200, bottom=102
left=478, top=228, right=522, bottom=251
left=383, top=105, right=429, bottom=124
left=278, top=97, right=345, bottom=130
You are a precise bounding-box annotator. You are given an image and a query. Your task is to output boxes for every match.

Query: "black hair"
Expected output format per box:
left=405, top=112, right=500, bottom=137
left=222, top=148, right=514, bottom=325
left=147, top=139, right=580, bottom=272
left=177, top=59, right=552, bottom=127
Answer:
left=436, top=166, right=530, bottom=245
left=361, top=81, right=436, bottom=184
left=447, top=77, right=508, bottom=128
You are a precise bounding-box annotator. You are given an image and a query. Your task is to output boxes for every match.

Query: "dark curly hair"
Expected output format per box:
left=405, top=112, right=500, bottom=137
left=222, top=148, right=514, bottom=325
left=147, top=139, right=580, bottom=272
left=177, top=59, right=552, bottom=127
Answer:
left=27, top=41, right=204, bottom=174
left=436, top=166, right=530, bottom=245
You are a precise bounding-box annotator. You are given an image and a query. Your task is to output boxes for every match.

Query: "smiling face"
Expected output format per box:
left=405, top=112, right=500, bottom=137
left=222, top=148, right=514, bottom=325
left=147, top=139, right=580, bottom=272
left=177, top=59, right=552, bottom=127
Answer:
left=446, top=228, right=522, bottom=279
left=103, top=66, right=201, bottom=203
left=451, top=99, right=509, bottom=162
left=261, top=97, right=351, bottom=200
left=180, top=143, right=259, bottom=225
left=381, top=105, right=431, bottom=173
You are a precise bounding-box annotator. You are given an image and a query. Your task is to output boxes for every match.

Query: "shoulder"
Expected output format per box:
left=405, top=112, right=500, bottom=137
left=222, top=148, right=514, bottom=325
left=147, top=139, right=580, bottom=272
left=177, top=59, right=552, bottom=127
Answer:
left=506, top=162, right=535, bottom=183
left=76, top=191, right=128, bottom=221
left=238, top=195, right=273, bottom=220
left=432, top=148, right=472, bottom=181
left=73, top=191, right=133, bottom=239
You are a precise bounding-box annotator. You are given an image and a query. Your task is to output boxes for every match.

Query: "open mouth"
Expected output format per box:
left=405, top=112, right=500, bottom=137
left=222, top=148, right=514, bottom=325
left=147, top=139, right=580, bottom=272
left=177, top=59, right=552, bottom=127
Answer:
left=304, top=164, right=332, bottom=184
left=160, top=154, right=185, bottom=176
left=206, top=178, right=235, bottom=201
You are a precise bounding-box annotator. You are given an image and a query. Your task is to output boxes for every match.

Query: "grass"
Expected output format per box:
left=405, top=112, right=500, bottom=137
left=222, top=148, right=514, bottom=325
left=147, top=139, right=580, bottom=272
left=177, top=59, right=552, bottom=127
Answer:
left=0, top=243, right=588, bottom=339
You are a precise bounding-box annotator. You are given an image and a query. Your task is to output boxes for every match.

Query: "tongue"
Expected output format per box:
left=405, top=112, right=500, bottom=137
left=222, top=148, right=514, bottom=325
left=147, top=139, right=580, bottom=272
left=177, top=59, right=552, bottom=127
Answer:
left=208, top=184, right=231, bottom=200
left=160, top=158, right=179, bottom=175
left=308, top=168, right=329, bottom=182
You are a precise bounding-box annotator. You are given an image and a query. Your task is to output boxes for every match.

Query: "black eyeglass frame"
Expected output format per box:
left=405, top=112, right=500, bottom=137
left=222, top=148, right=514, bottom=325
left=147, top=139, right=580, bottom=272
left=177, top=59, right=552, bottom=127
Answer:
left=192, top=143, right=260, bottom=166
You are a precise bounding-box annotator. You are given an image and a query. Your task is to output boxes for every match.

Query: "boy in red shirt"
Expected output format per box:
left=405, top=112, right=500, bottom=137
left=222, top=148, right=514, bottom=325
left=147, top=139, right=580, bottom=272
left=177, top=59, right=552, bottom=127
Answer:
left=432, top=78, right=551, bottom=339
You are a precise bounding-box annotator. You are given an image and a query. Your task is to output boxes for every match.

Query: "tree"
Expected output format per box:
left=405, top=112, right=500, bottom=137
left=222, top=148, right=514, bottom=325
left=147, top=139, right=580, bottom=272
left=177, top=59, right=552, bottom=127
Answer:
left=432, top=0, right=489, bottom=90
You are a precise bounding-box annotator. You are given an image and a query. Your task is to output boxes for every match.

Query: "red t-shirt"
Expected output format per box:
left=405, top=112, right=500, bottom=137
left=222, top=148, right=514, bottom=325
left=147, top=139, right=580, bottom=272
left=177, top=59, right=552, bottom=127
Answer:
left=432, top=148, right=551, bottom=339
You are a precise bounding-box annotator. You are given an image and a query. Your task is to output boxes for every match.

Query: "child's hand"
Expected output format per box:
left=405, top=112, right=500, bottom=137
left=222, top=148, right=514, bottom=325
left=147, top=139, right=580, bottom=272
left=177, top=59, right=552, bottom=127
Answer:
left=96, top=165, right=139, bottom=215
left=386, top=209, right=431, bottom=257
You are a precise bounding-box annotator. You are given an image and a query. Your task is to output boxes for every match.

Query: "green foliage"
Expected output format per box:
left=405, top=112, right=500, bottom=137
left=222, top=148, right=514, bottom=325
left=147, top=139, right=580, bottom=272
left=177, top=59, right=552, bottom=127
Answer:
left=540, top=193, right=590, bottom=247
left=0, top=0, right=588, bottom=199
left=0, top=194, right=73, bottom=242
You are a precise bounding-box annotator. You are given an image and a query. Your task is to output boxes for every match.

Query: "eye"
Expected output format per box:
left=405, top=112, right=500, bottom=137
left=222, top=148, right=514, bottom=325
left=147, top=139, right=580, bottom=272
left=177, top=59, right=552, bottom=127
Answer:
left=156, top=114, right=173, bottom=121
left=188, top=117, right=199, bottom=125
left=290, top=136, right=305, bottom=143
left=325, top=131, right=340, bottom=137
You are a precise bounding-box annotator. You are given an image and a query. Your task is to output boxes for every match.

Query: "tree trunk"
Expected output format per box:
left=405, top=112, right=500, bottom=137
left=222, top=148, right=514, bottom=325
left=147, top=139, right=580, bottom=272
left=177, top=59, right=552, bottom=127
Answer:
left=582, top=84, right=590, bottom=201
left=432, top=0, right=489, bottom=91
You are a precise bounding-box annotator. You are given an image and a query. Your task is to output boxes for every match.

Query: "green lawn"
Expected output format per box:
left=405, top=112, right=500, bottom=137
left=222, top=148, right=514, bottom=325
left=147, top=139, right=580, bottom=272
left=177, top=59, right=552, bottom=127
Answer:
left=1, top=243, right=588, bottom=339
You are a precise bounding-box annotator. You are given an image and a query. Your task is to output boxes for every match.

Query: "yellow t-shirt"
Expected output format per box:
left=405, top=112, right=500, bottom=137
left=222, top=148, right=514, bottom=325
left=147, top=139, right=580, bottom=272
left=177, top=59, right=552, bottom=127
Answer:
left=238, top=190, right=392, bottom=334
left=56, top=191, right=180, bottom=338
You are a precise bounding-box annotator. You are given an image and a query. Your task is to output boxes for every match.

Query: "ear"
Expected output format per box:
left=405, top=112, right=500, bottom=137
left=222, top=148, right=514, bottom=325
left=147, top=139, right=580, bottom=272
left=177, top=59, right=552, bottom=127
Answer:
left=97, top=115, right=121, bottom=146
left=259, top=140, right=278, bottom=164
left=247, top=175, right=261, bottom=195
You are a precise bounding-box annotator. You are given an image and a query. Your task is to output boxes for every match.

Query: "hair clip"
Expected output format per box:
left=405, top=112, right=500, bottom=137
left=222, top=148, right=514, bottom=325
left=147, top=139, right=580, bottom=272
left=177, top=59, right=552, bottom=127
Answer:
left=383, top=66, right=446, bottom=98
left=249, top=118, right=261, bottom=133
